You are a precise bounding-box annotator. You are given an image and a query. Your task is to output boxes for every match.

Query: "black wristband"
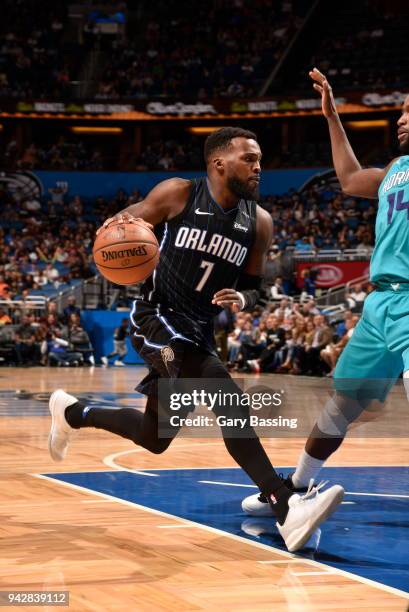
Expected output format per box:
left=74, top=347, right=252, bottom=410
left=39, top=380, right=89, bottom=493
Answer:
left=236, top=273, right=263, bottom=311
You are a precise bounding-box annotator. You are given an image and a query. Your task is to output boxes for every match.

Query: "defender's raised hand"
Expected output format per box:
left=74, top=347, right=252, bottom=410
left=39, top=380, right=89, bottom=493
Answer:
left=309, top=67, right=337, bottom=119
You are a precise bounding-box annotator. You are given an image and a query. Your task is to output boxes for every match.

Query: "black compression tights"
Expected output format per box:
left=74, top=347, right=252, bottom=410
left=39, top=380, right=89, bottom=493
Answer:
left=67, top=349, right=289, bottom=503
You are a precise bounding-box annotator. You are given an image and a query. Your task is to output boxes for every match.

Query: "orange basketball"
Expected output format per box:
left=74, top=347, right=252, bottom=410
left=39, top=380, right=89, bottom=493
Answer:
left=93, top=221, right=159, bottom=285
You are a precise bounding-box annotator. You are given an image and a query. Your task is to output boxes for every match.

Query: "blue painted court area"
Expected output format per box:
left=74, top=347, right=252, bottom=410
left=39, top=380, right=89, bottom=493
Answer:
left=44, top=466, right=409, bottom=594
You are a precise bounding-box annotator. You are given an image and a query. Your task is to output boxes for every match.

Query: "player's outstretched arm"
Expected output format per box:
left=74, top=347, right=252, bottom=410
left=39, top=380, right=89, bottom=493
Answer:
left=310, top=68, right=391, bottom=199
left=96, top=178, right=191, bottom=234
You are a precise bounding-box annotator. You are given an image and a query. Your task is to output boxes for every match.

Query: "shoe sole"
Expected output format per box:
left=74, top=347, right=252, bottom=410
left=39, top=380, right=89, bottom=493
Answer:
left=48, top=389, right=66, bottom=462
left=242, top=499, right=274, bottom=517
left=283, top=486, right=344, bottom=552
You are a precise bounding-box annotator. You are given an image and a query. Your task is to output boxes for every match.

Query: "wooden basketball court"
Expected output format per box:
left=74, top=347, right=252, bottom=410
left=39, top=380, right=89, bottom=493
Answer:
left=1, top=366, right=408, bottom=611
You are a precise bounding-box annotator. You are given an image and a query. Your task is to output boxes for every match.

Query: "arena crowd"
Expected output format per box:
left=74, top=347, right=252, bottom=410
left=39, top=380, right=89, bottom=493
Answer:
left=0, top=172, right=371, bottom=370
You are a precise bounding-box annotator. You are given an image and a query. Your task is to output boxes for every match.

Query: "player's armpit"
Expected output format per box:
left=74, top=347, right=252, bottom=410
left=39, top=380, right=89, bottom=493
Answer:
left=243, top=205, right=273, bottom=275
left=342, top=161, right=397, bottom=199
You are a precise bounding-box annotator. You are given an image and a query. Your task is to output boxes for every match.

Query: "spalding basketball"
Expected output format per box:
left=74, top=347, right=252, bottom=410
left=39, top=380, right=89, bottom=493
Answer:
left=93, top=221, right=159, bottom=285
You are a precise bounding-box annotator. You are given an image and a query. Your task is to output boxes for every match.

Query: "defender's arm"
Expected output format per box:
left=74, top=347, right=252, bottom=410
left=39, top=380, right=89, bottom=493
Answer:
left=311, top=68, right=394, bottom=199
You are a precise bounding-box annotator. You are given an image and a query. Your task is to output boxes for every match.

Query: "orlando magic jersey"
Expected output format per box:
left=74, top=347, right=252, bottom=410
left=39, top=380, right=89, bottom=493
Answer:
left=371, top=156, right=409, bottom=283
left=141, top=177, right=257, bottom=321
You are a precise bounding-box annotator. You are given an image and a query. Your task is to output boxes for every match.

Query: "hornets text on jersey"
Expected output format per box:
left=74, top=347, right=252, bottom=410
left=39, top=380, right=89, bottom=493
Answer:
left=141, top=177, right=257, bottom=321
left=371, top=156, right=409, bottom=283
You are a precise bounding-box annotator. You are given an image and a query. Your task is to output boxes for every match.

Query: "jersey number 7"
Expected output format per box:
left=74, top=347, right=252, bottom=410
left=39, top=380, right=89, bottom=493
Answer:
left=195, top=260, right=215, bottom=291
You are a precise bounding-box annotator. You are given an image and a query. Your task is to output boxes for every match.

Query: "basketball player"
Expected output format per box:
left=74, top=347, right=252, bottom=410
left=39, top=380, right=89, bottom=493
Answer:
left=243, top=69, right=409, bottom=515
left=48, top=127, right=343, bottom=552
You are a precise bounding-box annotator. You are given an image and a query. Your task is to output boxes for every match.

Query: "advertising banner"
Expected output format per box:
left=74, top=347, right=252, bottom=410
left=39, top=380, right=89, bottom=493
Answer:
left=296, top=261, right=370, bottom=288
left=0, top=91, right=407, bottom=120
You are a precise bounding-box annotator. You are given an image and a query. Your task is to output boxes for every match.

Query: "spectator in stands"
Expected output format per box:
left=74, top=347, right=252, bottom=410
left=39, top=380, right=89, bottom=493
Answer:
left=270, top=276, right=288, bottom=300
left=295, top=235, right=315, bottom=252
left=66, top=313, right=95, bottom=365
left=53, top=246, right=69, bottom=263
left=264, top=246, right=282, bottom=286
left=346, top=283, right=367, bottom=312
left=48, top=184, right=68, bottom=205
left=334, top=310, right=353, bottom=338
left=300, top=298, right=321, bottom=317
left=302, top=314, right=333, bottom=376
left=320, top=316, right=358, bottom=377
left=0, top=275, right=11, bottom=299
left=278, top=319, right=306, bottom=374
left=45, top=328, right=83, bottom=367
left=41, top=302, right=65, bottom=326
left=247, top=315, right=286, bottom=373
left=63, top=295, right=81, bottom=323
left=301, top=269, right=317, bottom=298
left=227, top=314, right=247, bottom=364
left=273, top=298, right=294, bottom=320
left=234, top=321, right=267, bottom=370
left=0, top=308, right=11, bottom=325
left=14, top=314, right=41, bottom=366
left=33, top=269, right=48, bottom=287
left=357, top=234, right=374, bottom=254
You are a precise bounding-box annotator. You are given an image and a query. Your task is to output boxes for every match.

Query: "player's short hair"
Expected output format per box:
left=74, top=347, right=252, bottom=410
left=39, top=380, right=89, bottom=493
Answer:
left=204, top=127, right=257, bottom=164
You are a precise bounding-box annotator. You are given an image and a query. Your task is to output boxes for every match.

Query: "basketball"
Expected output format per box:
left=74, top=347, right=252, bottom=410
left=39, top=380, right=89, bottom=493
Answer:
left=93, top=221, right=159, bottom=285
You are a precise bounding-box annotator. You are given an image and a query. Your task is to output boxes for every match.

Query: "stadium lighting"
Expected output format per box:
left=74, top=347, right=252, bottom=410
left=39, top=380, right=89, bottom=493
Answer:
left=345, top=120, right=388, bottom=130
left=187, top=126, right=223, bottom=134
left=69, top=126, right=123, bottom=134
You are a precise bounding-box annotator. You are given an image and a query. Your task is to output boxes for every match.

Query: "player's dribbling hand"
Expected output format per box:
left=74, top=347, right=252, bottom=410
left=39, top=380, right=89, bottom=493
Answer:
left=309, top=67, right=337, bottom=119
left=96, top=213, right=153, bottom=235
left=212, top=288, right=243, bottom=313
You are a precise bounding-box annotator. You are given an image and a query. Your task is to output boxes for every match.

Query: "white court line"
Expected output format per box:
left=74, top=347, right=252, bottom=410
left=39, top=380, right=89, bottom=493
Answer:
left=198, top=480, right=409, bottom=499
left=31, top=473, right=409, bottom=601
left=199, top=480, right=256, bottom=488
left=103, top=449, right=159, bottom=477
left=103, top=443, right=230, bottom=475
left=345, top=491, right=409, bottom=499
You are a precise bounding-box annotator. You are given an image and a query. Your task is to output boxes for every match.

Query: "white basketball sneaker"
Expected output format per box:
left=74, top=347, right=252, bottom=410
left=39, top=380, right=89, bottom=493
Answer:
left=242, top=492, right=274, bottom=516
left=48, top=389, right=79, bottom=462
left=242, top=474, right=310, bottom=517
left=277, top=481, right=344, bottom=552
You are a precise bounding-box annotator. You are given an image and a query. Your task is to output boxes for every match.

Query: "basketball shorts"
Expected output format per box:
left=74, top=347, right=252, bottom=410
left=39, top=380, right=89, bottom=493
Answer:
left=130, top=299, right=217, bottom=396
left=334, top=286, right=409, bottom=401
left=113, top=340, right=127, bottom=356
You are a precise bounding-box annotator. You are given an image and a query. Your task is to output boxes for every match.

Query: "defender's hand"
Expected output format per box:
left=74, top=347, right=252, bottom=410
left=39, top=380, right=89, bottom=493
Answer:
left=96, top=213, right=153, bottom=235
left=309, top=67, right=337, bottom=119
left=212, top=288, right=243, bottom=313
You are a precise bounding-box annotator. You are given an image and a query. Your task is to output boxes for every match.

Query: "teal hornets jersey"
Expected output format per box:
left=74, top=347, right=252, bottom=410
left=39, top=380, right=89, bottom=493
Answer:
left=371, top=156, right=409, bottom=283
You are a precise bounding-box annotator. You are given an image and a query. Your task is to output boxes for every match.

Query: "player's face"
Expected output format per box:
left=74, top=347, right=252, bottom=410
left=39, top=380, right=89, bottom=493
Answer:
left=397, top=97, right=409, bottom=153
left=224, top=138, right=262, bottom=199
